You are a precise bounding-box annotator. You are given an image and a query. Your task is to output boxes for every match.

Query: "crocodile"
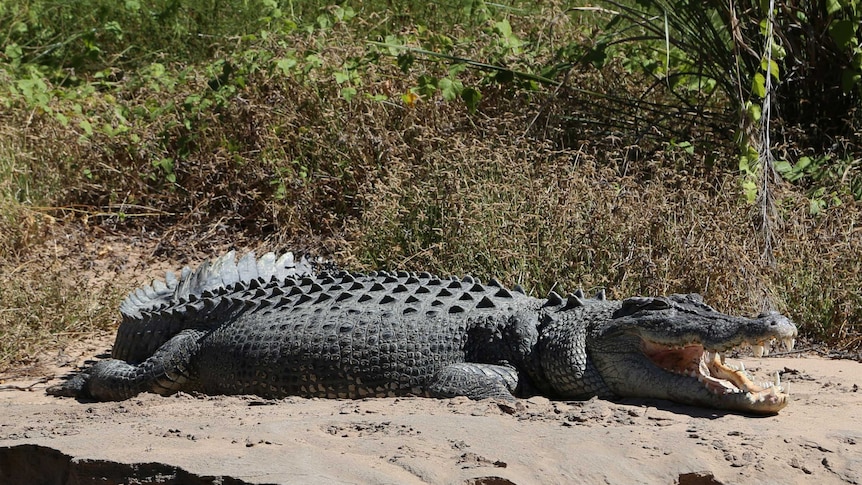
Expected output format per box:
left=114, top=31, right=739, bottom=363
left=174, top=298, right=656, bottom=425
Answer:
left=48, top=251, right=798, bottom=414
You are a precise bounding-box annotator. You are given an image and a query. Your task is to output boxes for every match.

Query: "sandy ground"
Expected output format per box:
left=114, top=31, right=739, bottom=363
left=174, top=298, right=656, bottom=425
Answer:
left=0, top=340, right=860, bottom=485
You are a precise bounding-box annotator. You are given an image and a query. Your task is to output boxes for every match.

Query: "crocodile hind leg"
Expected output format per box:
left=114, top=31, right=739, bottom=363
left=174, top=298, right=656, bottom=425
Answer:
left=47, top=329, right=204, bottom=401
left=427, top=363, right=520, bottom=400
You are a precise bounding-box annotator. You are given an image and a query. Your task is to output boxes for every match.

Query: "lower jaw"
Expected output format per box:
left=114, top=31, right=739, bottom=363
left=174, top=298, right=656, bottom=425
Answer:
left=667, top=380, right=788, bottom=413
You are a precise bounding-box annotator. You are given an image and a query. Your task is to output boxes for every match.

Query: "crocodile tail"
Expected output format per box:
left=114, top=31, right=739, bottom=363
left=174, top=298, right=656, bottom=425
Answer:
left=113, top=251, right=317, bottom=363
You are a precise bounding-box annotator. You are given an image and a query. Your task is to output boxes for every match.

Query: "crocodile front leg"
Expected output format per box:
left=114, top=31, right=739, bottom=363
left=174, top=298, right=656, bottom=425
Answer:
left=427, top=363, right=519, bottom=400
left=48, top=329, right=204, bottom=401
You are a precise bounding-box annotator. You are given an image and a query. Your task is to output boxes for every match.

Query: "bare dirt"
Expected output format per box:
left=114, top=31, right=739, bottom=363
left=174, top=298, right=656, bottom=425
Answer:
left=1, top=345, right=860, bottom=485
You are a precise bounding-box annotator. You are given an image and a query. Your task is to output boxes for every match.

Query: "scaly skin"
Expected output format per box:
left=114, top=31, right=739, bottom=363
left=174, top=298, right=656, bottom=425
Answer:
left=48, top=251, right=798, bottom=414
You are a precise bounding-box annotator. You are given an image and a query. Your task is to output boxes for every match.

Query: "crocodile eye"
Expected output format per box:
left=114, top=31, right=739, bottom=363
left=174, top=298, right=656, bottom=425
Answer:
left=648, top=299, right=672, bottom=310
left=619, top=296, right=672, bottom=314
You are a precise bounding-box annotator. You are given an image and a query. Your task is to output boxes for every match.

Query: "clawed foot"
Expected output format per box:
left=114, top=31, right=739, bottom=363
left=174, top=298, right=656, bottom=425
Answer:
left=46, top=372, right=90, bottom=398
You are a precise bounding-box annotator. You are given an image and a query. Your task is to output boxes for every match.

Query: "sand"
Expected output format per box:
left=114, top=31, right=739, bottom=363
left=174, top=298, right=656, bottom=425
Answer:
left=0, top=341, right=860, bottom=485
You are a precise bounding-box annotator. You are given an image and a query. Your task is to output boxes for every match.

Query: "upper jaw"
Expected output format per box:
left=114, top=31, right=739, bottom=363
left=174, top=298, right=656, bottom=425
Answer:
left=616, top=310, right=798, bottom=351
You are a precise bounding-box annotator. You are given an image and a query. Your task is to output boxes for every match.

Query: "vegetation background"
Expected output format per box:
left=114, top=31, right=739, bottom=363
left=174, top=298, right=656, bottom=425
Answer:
left=1, top=0, right=860, bottom=369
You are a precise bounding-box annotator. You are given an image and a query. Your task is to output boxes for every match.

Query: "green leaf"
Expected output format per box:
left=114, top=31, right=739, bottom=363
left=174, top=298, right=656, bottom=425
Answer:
left=438, top=78, right=462, bottom=101
left=495, top=19, right=513, bottom=38
left=752, top=72, right=766, bottom=98
left=272, top=180, right=287, bottom=200
left=10, top=21, right=27, bottom=34
left=448, top=63, right=467, bottom=76
left=397, top=53, right=415, bottom=72
left=739, top=146, right=759, bottom=176
left=304, top=54, right=322, bottom=70
left=809, top=198, right=825, bottom=215
left=384, top=35, right=404, bottom=56
left=761, top=58, right=780, bottom=81
left=584, top=44, right=608, bottom=69
left=826, top=0, right=843, bottom=15
left=742, top=179, right=758, bottom=204
left=759, top=18, right=769, bottom=36
left=417, top=75, right=438, bottom=98
left=154, top=158, right=175, bottom=183
left=829, top=20, right=857, bottom=50
left=5, top=43, right=22, bottom=60
left=774, top=160, right=792, bottom=173
left=276, top=58, right=297, bottom=75
left=747, top=103, right=762, bottom=122
left=841, top=68, right=861, bottom=93
left=147, top=62, right=166, bottom=78
left=334, top=71, right=350, bottom=84
left=340, top=87, right=357, bottom=101
left=333, top=5, right=355, bottom=22
left=79, top=119, right=93, bottom=136
left=104, top=20, right=123, bottom=36
left=771, top=43, right=786, bottom=60
left=461, top=87, right=481, bottom=113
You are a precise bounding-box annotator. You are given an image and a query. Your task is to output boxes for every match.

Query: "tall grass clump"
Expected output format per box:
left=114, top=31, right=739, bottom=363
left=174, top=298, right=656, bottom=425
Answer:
left=564, top=0, right=861, bottom=202
left=1, top=0, right=290, bottom=77
left=0, top=264, right=122, bottom=369
left=0, top=107, right=124, bottom=370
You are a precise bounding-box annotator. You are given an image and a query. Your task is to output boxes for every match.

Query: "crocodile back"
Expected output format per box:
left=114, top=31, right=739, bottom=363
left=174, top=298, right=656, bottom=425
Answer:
left=113, top=251, right=315, bottom=362
left=188, top=269, right=542, bottom=397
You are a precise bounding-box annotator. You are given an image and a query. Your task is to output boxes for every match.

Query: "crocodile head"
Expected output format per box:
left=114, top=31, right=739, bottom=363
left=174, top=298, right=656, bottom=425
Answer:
left=587, top=293, right=798, bottom=414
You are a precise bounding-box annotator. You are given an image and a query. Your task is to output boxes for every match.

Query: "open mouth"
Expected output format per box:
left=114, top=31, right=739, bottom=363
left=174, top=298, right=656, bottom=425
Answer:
left=641, top=338, right=795, bottom=398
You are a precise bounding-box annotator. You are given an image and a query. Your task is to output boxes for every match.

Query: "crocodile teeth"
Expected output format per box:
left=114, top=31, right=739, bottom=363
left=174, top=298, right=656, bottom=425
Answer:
left=698, top=358, right=709, bottom=378
left=705, top=350, right=720, bottom=363
left=751, top=338, right=794, bottom=357
left=753, top=344, right=765, bottom=357
left=774, top=371, right=781, bottom=389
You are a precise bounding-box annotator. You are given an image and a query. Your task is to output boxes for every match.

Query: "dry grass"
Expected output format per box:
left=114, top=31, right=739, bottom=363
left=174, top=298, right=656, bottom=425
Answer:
left=0, top=11, right=860, bottom=371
